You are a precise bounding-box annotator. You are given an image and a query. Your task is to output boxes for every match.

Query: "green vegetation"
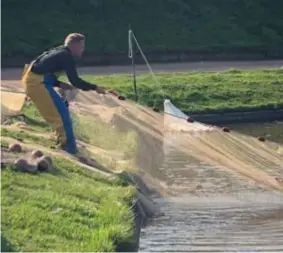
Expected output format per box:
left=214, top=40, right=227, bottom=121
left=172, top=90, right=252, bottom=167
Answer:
left=1, top=128, right=54, bottom=147
left=73, top=114, right=137, bottom=159
left=7, top=103, right=137, bottom=156
left=1, top=103, right=55, bottom=146
left=77, top=69, right=283, bottom=113
left=1, top=104, right=139, bottom=252
left=5, top=102, right=138, bottom=170
left=1, top=157, right=136, bottom=252
left=2, top=0, right=283, bottom=58
left=1, top=140, right=9, bottom=149
left=22, top=103, right=53, bottom=132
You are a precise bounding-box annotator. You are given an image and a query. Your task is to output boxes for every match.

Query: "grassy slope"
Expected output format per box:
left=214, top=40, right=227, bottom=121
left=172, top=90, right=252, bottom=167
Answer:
left=75, top=69, right=283, bottom=113
left=1, top=105, right=137, bottom=252
left=2, top=0, right=283, bottom=57
left=3, top=103, right=137, bottom=161
left=73, top=114, right=137, bottom=161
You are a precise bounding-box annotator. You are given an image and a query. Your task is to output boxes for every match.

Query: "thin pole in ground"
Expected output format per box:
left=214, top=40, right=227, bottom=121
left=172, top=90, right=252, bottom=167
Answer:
left=128, top=25, right=138, bottom=102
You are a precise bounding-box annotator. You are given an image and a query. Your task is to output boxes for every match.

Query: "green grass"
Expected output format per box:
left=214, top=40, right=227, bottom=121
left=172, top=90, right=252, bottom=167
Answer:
left=75, top=69, right=283, bottom=113
left=73, top=114, right=137, bottom=159
left=4, top=99, right=139, bottom=171
left=7, top=102, right=137, bottom=156
left=2, top=0, right=283, bottom=58
left=22, top=103, right=53, bottom=132
left=1, top=140, right=9, bottom=149
left=22, top=103, right=137, bottom=156
left=1, top=156, right=137, bottom=252
left=1, top=128, right=54, bottom=148
left=1, top=100, right=140, bottom=252
left=4, top=103, right=53, bottom=133
left=2, top=102, right=56, bottom=147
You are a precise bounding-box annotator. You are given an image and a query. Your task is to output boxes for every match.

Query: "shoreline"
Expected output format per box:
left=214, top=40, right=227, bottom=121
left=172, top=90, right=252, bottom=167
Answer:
left=188, top=108, right=283, bottom=125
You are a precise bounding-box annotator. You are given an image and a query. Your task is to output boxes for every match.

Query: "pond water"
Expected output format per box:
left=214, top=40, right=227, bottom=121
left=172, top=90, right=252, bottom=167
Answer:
left=228, top=121, right=283, bottom=144
left=139, top=122, right=283, bottom=252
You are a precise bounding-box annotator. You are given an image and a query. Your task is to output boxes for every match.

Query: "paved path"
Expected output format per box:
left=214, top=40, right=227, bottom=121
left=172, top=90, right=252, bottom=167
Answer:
left=2, top=60, right=283, bottom=81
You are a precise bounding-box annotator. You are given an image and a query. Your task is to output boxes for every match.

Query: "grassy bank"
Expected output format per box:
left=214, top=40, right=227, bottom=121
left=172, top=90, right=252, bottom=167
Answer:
left=2, top=1, right=283, bottom=59
left=76, top=69, right=283, bottom=113
left=2, top=103, right=138, bottom=170
left=1, top=157, right=136, bottom=252
left=1, top=104, right=139, bottom=252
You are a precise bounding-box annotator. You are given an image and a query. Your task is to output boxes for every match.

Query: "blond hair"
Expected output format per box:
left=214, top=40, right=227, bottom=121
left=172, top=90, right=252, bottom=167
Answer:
left=64, top=33, right=85, bottom=46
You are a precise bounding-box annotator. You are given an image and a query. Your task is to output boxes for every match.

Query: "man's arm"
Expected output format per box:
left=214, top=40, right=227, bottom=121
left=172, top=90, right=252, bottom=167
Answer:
left=63, top=56, right=97, bottom=91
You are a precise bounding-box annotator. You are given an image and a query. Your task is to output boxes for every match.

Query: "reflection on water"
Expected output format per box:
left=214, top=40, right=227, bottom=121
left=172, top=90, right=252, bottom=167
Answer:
left=139, top=122, right=283, bottom=252
left=139, top=152, right=283, bottom=252
left=140, top=193, right=283, bottom=252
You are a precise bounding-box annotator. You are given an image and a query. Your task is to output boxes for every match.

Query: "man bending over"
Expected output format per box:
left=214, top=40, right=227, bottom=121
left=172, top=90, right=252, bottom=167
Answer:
left=22, top=33, right=105, bottom=154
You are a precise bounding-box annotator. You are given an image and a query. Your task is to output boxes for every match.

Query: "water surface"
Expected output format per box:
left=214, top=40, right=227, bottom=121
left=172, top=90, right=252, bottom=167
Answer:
left=139, top=122, right=283, bottom=252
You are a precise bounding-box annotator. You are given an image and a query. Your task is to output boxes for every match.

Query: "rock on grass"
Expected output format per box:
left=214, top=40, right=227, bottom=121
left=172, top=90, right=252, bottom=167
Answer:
left=13, top=158, right=29, bottom=172
left=31, top=150, right=44, bottom=159
left=36, top=156, right=53, bottom=172
left=8, top=143, right=22, bottom=153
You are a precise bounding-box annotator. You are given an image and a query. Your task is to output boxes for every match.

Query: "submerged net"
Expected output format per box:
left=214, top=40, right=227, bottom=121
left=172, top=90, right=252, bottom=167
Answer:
left=70, top=90, right=283, bottom=194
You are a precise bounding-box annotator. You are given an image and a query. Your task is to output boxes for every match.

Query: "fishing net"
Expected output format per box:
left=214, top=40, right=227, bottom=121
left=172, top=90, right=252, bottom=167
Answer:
left=69, top=89, right=283, bottom=194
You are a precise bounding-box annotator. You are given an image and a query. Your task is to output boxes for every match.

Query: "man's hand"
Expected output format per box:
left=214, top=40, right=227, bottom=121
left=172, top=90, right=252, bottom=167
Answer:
left=95, top=86, right=106, bottom=94
left=59, top=82, right=74, bottom=90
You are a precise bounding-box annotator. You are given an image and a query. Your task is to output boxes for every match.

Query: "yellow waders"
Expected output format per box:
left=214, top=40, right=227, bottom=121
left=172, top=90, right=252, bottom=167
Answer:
left=21, top=64, right=77, bottom=154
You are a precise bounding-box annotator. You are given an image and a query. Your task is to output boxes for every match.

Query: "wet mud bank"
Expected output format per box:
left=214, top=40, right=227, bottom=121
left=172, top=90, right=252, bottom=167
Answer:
left=189, top=108, right=283, bottom=125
